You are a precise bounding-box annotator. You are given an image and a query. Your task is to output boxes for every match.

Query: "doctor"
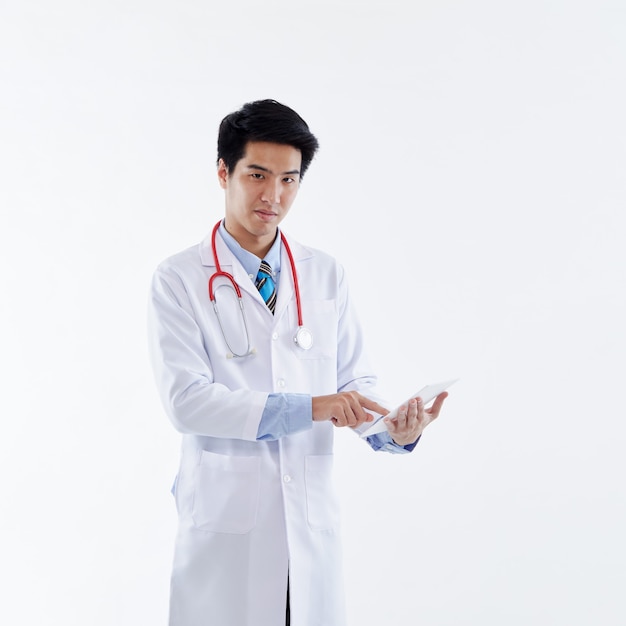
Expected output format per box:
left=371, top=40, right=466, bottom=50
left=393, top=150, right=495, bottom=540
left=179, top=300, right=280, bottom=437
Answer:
left=148, top=99, right=447, bottom=626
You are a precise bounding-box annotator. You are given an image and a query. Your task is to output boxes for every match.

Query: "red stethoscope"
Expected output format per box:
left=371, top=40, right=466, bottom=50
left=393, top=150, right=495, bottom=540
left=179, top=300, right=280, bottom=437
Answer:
left=208, top=221, right=313, bottom=358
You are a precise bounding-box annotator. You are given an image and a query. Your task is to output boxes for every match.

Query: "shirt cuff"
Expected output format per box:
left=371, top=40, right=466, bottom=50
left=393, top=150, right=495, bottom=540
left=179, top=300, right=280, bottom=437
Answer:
left=256, top=393, right=312, bottom=440
left=366, top=431, right=421, bottom=454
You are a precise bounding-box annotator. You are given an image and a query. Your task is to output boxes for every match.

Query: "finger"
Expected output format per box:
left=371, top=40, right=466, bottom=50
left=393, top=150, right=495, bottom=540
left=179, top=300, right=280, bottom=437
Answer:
left=400, top=398, right=416, bottom=432
left=348, top=399, right=370, bottom=428
left=395, top=404, right=409, bottom=430
left=353, top=406, right=374, bottom=427
left=384, top=416, right=397, bottom=435
left=346, top=396, right=376, bottom=427
left=359, top=396, right=389, bottom=416
left=332, top=410, right=348, bottom=427
left=413, top=397, right=423, bottom=422
left=426, top=392, right=448, bottom=418
left=345, top=407, right=359, bottom=427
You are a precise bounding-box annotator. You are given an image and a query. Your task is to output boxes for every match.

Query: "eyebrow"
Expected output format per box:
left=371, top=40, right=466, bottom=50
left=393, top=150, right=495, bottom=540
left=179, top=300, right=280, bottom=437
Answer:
left=246, top=164, right=301, bottom=176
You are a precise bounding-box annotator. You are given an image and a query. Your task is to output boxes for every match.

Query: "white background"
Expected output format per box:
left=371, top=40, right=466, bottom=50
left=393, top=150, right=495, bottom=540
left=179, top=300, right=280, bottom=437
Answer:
left=1, top=1, right=625, bottom=624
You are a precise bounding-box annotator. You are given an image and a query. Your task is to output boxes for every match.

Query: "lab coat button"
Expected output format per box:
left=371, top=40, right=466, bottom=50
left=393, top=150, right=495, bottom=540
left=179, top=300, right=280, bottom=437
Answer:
left=283, top=474, right=291, bottom=483
left=272, top=332, right=279, bottom=340
left=277, top=378, right=285, bottom=387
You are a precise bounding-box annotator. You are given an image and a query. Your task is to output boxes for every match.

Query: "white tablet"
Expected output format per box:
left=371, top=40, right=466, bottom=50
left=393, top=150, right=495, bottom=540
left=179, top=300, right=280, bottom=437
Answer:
left=359, top=378, right=459, bottom=438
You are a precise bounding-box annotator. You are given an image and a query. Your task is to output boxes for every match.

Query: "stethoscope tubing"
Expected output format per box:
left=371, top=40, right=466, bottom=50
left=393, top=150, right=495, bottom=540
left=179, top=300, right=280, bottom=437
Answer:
left=208, top=221, right=310, bottom=356
left=276, top=232, right=304, bottom=327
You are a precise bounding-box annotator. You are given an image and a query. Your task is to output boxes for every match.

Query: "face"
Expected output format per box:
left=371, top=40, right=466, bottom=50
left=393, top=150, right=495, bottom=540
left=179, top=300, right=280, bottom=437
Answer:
left=218, top=141, right=302, bottom=258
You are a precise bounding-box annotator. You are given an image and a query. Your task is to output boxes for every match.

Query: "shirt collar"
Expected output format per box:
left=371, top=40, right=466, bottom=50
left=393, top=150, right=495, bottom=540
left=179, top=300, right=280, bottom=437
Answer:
left=218, top=220, right=282, bottom=282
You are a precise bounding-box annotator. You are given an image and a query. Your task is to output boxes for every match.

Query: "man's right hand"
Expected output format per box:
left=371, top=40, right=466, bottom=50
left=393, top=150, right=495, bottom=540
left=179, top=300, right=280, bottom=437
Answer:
left=312, top=392, right=388, bottom=428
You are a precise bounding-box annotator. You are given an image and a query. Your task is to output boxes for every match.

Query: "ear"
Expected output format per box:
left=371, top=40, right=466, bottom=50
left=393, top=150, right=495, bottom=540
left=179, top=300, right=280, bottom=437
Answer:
left=217, top=159, right=229, bottom=189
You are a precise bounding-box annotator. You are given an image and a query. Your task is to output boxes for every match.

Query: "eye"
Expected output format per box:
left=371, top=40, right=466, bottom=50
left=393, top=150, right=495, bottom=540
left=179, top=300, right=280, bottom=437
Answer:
left=250, top=173, right=264, bottom=180
left=283, top=177, right=297, bottom=184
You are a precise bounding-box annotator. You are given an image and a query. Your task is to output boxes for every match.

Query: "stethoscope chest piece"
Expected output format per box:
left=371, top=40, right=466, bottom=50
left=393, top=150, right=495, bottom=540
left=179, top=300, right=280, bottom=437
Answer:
left=294, top=326, right=313, bottom=351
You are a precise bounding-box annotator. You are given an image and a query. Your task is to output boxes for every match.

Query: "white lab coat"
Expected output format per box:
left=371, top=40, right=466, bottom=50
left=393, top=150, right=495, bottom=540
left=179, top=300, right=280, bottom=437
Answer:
left=148, top=229, right=381, bottom=626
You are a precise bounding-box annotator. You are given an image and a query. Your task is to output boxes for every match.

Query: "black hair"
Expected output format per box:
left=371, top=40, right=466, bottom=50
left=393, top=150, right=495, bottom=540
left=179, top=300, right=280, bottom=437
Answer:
left=217, top=99, right=319, bottom=178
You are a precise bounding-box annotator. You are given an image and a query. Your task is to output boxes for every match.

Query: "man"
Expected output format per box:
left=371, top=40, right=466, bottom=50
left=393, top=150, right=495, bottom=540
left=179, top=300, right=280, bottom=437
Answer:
left=148, top=99, right=447, bottom=626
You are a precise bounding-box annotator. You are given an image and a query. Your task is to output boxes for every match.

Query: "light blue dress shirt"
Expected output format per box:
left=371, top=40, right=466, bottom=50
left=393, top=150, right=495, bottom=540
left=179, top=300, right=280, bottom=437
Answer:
left=218, top=222, right=416, bottom=453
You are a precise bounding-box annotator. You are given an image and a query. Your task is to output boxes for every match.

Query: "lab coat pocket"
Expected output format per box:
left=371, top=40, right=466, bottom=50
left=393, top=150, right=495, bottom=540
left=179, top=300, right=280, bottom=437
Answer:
left=292, top=300, right=337, bottom=360
left=192, top=451, right=261, bottom=534
left=305, top=454, right=340, bottom=531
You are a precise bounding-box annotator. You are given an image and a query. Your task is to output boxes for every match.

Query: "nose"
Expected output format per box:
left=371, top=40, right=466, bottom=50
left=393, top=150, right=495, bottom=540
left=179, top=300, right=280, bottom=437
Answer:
left=261, top=179, right=282, bottom=205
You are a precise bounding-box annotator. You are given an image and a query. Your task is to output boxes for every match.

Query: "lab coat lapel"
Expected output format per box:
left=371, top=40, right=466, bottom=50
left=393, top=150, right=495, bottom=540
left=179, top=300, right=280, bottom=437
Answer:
left=274, top=244, right=294, bottom=321
left=274, top=235, right=313, bottom=322
left=199, top=230, right=267, bottom=307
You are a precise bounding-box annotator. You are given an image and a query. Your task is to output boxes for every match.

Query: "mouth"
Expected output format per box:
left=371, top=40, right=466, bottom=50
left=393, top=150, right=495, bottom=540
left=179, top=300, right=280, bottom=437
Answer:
left=254, top=209, right=278, bottom=221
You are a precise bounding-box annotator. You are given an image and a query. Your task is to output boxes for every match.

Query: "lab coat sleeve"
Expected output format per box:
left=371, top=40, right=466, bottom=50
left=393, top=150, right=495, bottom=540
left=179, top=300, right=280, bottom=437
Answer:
left=333, top=264, right=419, bottom=454
left=334, top=264, right=378, bottom=397
left=147, top=266, right=267, bottom=440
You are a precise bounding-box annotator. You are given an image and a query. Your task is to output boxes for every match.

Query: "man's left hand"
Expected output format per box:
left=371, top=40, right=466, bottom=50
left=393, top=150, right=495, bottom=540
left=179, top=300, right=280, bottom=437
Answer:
left=385, top=392, right=448, bottom=446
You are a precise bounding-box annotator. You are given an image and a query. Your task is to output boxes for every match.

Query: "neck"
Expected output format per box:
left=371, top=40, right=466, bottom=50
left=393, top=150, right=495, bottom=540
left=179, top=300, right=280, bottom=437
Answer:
left=223, top=223, right=277, bottom=259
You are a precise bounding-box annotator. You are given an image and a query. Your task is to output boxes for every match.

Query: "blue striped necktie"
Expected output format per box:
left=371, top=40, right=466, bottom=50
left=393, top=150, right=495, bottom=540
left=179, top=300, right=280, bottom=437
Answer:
left=255, top=260, right=276, bottom=314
